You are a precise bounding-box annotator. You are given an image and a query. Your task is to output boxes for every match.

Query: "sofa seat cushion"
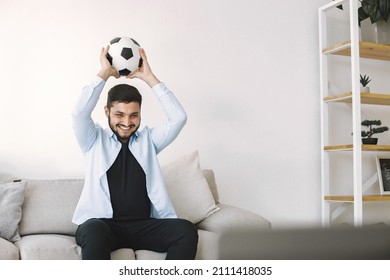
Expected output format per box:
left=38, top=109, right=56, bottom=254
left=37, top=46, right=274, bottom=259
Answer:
left=0, top=237, right=20, bottom=260
left=15, top=234, right=81, bottom=260
left=135, top=250, right=166, bottom=260
left=111, top=248, right=136, bottom=260
left=15, top=234, right=137, bottom=260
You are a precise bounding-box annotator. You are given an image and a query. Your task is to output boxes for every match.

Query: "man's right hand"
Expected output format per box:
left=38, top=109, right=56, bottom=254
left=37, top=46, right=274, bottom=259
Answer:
left=97, top=46, right=120, bottom=81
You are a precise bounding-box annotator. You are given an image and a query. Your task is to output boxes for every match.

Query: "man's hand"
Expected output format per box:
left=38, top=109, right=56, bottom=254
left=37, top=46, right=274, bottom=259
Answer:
left=126, top=48, right=160, bottom=88
left=97, top=46, right=120, bottom=81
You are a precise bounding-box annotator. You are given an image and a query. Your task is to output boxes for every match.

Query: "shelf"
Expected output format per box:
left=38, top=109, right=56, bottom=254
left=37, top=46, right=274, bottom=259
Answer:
left=322, top=41, right=390, bottom=61
left=324, top=144, right=390, bottom=151
left=325, top=195, right=390, bottom=202
left=319, top=2, right=390, bottom=227
left=324, top=92, right=390, bottom=106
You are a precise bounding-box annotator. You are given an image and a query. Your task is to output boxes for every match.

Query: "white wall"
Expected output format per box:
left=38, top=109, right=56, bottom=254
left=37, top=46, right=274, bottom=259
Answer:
left=0, top=0, right=332, bottom=229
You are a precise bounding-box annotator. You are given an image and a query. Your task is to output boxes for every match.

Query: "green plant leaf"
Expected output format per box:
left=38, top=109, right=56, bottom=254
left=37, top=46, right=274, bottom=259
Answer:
left=371, top=8, right=382, bottom=23
left=360, top=74, right=371, bottom=86
left=359, top=7, right=370, bottom=26
left=362, top=119, right=382, bottom=126
left=373, top=126, right=389, bottom=134
left=379, top=0, right=390, bottom=21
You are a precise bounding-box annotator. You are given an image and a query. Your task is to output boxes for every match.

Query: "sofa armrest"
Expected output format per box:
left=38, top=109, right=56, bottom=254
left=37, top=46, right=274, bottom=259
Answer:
left=197, top=204, right=271, bottom=233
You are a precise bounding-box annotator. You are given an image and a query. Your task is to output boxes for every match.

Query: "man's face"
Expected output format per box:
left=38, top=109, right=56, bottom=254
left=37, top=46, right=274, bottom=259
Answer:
left=105, top=101, right=141, bottom=143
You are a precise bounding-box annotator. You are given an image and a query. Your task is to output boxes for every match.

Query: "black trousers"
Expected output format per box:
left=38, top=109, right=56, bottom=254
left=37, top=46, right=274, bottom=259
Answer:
left=75, top=217, right=198, bottom=260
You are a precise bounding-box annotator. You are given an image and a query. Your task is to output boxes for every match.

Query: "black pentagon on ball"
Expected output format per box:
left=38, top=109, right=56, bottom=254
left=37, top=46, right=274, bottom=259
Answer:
left=110, top=37, right=121, bottom=44
left=119, top=69, right=131, bottom=76
left=121, top=47, right=133, bottom=60
left=131, top=38, right=140, bottom=46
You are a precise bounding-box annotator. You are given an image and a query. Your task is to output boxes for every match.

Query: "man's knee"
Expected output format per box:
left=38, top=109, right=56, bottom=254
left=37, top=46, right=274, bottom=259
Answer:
left=164, top=219, right=198, bottom=260
left=76, top=218, right=112, bottom=246
left=173, top=219, right=199, bottom=244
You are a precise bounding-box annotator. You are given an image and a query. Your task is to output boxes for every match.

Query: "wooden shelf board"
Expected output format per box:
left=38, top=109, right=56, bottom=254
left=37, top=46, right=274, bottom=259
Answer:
left=325, top=195, right=390, bottom=202
left=324, top=144, right=390, bottom=151
left=324, top=92, right=390, bottom=106
left=322, top=41, right=390, bottom=61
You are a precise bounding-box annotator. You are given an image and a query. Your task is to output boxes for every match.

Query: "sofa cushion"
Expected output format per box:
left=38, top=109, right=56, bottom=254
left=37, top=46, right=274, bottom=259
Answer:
left=19, top=179, right=83, bottom=236
left=0, top=237, right=20, bottom=260
left=0, top=181, right=26, bottom=242
left=202, top=169, right=220, bottom=204
left=15, top=234, right=81, bottom=260
left=161, top=151, right=220, bottom=224
left=15, top=234, right=137, bottom=260
left=0, top=172, right=19, bottom=183
left=135, top=250, right=166, bottom=260
left=111, top=248, right=136, bottom=260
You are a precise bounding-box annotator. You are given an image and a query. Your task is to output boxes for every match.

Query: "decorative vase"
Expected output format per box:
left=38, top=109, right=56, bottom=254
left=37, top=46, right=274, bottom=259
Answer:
left=360, top=86, right=370, bottom=93
left=361, top=19, right=390, bottom=45
left=362, top=137, right=378, bottom=145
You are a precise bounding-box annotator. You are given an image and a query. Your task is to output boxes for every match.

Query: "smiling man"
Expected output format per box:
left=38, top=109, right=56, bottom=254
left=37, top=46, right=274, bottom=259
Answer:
left=105, top=84, right=142, bottom=143
left=71, top=46, right=198, bottom=260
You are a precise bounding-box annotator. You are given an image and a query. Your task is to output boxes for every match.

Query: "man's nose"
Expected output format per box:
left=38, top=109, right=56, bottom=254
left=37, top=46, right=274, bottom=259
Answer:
left=124, top=116, right=132, bottom=126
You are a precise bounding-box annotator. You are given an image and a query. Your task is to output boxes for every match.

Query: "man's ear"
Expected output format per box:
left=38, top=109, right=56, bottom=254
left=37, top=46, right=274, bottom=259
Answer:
left=104, top=106, right=109, bottom=117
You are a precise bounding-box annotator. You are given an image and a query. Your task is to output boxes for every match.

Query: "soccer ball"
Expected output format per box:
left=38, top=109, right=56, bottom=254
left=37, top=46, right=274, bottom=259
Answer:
left=106, top=37, right=142, bottom=76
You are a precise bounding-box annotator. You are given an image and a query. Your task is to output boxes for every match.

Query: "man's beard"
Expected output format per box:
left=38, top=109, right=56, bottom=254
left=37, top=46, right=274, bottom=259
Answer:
left=108, top=116, right=140, bottom=143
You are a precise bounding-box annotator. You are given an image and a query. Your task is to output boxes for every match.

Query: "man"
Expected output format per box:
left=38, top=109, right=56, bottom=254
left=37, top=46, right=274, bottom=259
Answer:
left=71, top=46, right=198, bottom=260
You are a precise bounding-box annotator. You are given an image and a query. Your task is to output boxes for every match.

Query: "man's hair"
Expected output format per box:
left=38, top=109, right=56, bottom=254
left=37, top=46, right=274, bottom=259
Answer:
left=106, top=84, right=142, bottom=109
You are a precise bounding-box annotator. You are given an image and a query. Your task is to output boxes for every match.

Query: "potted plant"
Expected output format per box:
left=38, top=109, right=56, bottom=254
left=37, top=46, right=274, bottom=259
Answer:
left=358, top=0, right=390, bottom=26
left=334, top=0, right=390, bottom=44
left=358, top=0, right=390, bottom=44
left=360, top=74, right=371, bottom=92
left=361, top=119, right=389, bottom=144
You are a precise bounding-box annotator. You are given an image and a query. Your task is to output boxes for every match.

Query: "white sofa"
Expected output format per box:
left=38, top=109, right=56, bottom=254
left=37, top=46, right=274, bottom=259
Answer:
left=0, top=153, right=271, bottom=260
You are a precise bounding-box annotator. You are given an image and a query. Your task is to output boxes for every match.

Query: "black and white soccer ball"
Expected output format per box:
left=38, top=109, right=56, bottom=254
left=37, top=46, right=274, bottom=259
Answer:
left=106, top=37, right=142, bottom=76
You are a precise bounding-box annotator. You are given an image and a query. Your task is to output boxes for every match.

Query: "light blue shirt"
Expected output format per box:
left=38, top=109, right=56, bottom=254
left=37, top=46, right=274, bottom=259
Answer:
left=71, top=76, right=187, bottom=225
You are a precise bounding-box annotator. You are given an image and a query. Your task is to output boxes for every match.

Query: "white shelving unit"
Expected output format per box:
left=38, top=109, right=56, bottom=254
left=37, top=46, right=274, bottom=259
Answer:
left=319, top=0, right=390, bottom=227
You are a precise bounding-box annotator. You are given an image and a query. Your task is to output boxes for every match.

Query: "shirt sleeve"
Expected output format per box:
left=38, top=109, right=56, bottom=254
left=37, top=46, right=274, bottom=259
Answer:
left=71, top=76, right=105, bottom=153
left=149, top=83, right=187, bottom=153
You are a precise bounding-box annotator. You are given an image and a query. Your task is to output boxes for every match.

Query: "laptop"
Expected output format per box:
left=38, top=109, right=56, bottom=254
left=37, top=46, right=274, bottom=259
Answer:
left=218, top=226, right=390, bottom=259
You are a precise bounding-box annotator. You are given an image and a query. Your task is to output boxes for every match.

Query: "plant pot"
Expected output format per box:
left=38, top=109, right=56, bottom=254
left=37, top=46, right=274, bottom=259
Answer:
left=361, top=19, right=390, bottom=45
left=362, top=138, right=378, bottom=145
left=360, top=86, right=370, bottom=93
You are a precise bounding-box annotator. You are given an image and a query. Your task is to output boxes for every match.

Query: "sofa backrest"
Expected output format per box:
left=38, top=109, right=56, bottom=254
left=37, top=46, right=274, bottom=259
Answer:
left=19, top=179, right=83, bottom=236
left=18, top=169, right=219, bottom=236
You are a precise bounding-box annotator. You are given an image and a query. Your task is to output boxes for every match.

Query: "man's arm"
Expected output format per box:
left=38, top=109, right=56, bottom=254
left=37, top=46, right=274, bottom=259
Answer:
left=71, top=77, right=104, bottom=153
left=149, top=83, right=187, bottom=153
left=72, top=47, right=119, bottom=152
left=127, top=49, right=187, bottom=153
